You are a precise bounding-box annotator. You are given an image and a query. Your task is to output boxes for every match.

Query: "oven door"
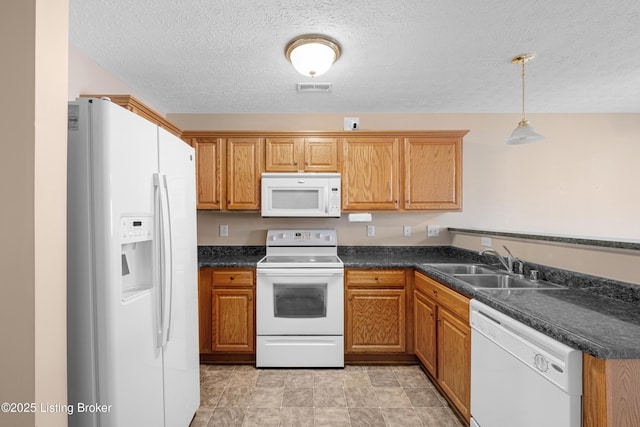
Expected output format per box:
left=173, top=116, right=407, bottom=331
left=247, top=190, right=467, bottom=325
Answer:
left=256, top=268, right=344, bottom=335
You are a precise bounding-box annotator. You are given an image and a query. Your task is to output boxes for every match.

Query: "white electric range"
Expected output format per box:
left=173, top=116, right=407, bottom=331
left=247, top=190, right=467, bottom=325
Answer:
left=256, top=229, right=344, bottom=368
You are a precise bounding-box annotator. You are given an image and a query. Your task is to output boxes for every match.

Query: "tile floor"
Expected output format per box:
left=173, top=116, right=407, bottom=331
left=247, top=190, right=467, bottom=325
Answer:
left=190, top=364, right=464, bottom=427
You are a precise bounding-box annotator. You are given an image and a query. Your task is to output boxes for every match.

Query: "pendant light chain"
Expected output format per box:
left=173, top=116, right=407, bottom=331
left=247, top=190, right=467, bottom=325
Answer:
left=504, top=53, right=543, bottom=144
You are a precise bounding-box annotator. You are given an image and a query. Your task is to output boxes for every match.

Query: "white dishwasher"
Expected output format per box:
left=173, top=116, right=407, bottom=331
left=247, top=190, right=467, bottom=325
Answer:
left=470, top=299, right=582, bottom=427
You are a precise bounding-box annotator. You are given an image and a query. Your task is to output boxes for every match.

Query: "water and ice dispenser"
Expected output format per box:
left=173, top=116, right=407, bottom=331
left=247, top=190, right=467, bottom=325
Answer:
left=120, top=215, right=153, bottom=301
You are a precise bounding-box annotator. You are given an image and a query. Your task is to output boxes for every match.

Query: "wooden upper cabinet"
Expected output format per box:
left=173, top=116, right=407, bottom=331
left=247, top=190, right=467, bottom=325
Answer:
left=194, top=137, right=224, bottom=210
left=403, top=137, right=462, bottom=210
left=342, top=137, right=400, bottom=211
left=265, top=137, right=299, bottom=171
left=265, top=137, right=338, bottom=172
left=186, top=130, right=467, bottom=212
left=304, top=138, right=339, bottom=172
left=226, top=137, right=263, bottom=210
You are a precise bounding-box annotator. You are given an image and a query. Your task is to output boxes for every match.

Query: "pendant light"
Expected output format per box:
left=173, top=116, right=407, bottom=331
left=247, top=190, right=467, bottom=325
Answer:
left=285, top=34, right=341, bottom=78
left=505, top=53, right=544, bottom=145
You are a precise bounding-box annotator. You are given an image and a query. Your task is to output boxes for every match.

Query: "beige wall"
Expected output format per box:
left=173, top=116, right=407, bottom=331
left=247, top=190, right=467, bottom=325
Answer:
left=1, top=1, right=68, bottom=426
left=197, top=211, right=452, bottom=247
left=451, top=232, right=640, bottom=286
left=68, top=45, right=167, bottom=114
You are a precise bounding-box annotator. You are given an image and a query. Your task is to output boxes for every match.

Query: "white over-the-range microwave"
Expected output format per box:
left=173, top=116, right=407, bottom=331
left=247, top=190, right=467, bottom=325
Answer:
left=261, top=172, right=341, bottom=217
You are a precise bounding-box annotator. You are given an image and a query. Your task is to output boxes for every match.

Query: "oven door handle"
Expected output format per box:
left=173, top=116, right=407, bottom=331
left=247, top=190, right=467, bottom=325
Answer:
left=257, top=268, right=344, bottom=276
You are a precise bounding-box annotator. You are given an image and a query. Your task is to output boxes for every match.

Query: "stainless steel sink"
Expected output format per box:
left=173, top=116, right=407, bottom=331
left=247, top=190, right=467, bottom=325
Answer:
left=424, top=263, right=501, bottom=275
left=453, top=273, right=567, bottom=290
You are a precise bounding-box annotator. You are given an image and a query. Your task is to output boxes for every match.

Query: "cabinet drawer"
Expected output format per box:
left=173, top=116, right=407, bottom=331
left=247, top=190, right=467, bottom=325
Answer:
left=415, top=271, right=469, bottom=322
left=433, top=282, right=469, bottom=322
left=415, top=271, right=437, bottom=295
left=212, top=269, right=254, bottom=286
left=346, top=269, right=406, bottom=287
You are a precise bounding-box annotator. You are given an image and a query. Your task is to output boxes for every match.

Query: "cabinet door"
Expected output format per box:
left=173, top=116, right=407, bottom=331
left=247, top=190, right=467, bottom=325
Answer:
left=304, top=138, right=338, bottom=172
left=403, top=137, right=461, bottom=210
left=414, top=290, right=437, bottom=376
left=346, top=288, right=406, bottom=353
left=198, top=268, right=213, bottom=354
left=212, top=287, right=255, bottom=352
left=342, top=137, right=400, bottom=210
left=437, top=306, right=471, bottom=421
left=226, top=137, right=262, bottom=210
left=194, top=137, right=224, bottom=210
left=265, top=137, right=301, bottom=172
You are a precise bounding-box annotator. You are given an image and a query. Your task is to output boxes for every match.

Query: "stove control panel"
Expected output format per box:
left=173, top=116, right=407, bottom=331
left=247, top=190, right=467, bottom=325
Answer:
left=266, top=229, right=337, bottom=246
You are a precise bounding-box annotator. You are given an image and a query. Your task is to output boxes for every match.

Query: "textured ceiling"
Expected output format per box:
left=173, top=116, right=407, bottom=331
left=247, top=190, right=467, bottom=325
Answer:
left=69, top=0, right=640, bottom=114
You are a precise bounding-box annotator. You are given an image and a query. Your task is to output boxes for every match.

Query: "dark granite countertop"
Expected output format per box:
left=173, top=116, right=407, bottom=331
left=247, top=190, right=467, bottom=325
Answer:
left=198, top=245, right=640, bottom=359
left=198, top=245, right=265, bottom=268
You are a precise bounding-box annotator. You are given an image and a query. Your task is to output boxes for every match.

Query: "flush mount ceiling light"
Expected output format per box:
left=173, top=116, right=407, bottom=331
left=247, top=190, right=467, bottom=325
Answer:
left=285, top=34, right=341, bottom=78
left=505, top=53, right=544, bottom=145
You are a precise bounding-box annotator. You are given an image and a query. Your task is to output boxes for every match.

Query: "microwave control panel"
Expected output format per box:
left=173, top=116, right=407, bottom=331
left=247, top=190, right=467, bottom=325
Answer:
left=328, top=185, right=340, bottom=216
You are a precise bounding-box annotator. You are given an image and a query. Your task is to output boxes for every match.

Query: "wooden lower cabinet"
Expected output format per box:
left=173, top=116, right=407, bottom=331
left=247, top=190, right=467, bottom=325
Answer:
left=414, top=271, right=470, bottom=422
left=198, top=268, right=255, bottom=357
left=437, top=305, right=471, bottom=419
left=414, top=289, right=437, bottom=374
left=583, top=354, right=640, bottom=427
left=345, top=269, right=410, bottom=356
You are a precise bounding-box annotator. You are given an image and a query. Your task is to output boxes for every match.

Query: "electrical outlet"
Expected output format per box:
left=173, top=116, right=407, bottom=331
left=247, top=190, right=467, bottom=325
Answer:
left=481, top=237, right=492, bottom=247
left=403, top=225, right=412, bottom=237
left=367, top=225, right=375, bottom=237
left=219, top=224, right=229, bottom=237
left=343, top=117, right=360, bottom=130
left=427, top=225, right=440, bottom=237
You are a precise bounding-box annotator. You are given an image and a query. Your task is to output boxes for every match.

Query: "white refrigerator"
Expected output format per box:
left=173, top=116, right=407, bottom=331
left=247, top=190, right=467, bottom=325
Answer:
left=67, top=98, right=200, bottom=427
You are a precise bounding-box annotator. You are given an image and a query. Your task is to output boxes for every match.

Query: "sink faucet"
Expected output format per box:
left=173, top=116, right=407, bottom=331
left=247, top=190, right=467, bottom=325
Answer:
left=479, top=245, right=515, bottom=273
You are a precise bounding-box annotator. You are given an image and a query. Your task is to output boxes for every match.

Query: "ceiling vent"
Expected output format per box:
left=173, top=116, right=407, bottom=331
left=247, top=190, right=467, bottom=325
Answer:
left=296, top=83, right=332, bottom=93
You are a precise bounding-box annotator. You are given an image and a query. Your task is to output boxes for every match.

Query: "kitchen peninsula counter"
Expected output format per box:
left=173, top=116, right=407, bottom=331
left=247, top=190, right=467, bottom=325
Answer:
left=198, top=245, right=640, bottom=359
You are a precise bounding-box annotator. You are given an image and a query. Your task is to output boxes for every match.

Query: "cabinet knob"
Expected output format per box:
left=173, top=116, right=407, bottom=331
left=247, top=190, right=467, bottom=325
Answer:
left=348, top=296, right=353, bottom=301
left=230, top=276, right=234, bottom=280
left=406, top=200, right=410, bottom=204
left=305, top=161, right=308, bottom=166
left=374, top=277, right=379, bottom=281
left=433, top=289, right=437, bottom=296
left=248, top=296, right=253, bottom=301
left=293, top=161, right=298, bottom=165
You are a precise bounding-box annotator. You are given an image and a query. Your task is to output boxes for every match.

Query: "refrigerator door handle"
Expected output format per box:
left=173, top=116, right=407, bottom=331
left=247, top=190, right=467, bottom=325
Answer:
left=153, top=173, right=164, bottom=348
left=159, top=174, right=174, bottom=348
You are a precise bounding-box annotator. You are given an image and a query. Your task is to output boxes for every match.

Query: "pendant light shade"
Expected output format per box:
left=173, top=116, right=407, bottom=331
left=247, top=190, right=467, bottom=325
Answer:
left=506, top=120, right=544, bottom=145
left=505, top=53, right=543, bottom=145
left=285, top=34, right=341, bottom=78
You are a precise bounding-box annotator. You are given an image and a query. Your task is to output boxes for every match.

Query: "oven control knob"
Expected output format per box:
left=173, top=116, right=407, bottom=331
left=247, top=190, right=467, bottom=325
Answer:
left=534, top=354, right=549, bottom=372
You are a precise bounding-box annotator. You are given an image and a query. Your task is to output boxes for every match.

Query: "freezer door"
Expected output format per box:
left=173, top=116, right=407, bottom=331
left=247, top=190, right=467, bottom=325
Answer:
left=157, top=127, right=200, bottom=426
left=67, top=98, right=165, bottom=427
